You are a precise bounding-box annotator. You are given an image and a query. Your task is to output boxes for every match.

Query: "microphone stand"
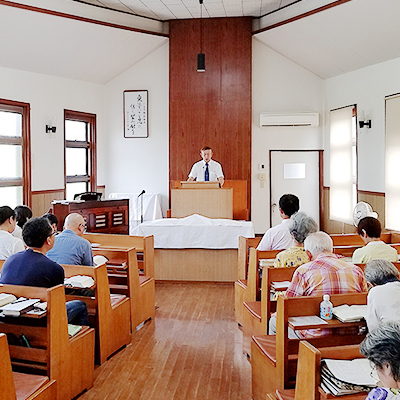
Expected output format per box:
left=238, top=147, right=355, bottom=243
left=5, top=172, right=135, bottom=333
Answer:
left=138, top=190, right=145, bottom=225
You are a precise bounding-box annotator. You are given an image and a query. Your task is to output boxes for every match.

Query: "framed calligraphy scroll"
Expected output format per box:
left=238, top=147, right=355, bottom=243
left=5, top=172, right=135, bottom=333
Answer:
left=124, top=90, right=148, bottom=138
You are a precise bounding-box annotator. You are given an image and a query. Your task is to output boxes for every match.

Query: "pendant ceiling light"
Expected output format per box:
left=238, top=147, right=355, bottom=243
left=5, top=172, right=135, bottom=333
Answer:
left=197, top=0, right=205, bottom=72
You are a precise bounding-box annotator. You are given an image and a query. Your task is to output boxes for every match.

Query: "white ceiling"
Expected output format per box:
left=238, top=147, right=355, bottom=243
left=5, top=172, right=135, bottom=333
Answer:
left=1, top=0, right=400, bottom=83
left=72, top=0, right=301, bottom=20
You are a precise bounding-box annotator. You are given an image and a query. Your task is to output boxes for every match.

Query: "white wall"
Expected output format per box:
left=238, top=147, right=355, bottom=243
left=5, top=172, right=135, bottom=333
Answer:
left=102, top=41, right=169, bottom=215
left=0, top=66, right=104, bottom=191
left=251, top=38, right=324, bottom=234
left=324, top=56, right=400, bottom=193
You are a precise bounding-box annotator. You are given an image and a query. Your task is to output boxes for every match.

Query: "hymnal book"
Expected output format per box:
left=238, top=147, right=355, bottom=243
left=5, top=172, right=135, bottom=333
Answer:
left=0, top=293, right=17, bottom=307
left=332, top=304, right=368, bottom=323
left=0, top=297, right=40, bottom=317
left=320, top=358, right=377, bottom=396
left=259, top=259, right=275, bottom=267
left=64, top=275, right=95, bottom=288
left=68, top=324, right=83, bottom=337
left=93, top=255, right=108, bottom=266
left=271, top=281, right=291, bottom=290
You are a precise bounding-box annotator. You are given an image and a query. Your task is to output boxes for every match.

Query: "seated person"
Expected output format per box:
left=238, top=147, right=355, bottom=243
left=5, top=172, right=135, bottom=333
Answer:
left=0, top=206, right=25, bottom=260
left=46, top=213, right=94, bottom=266
left=360, top=321, right=400, bottom=399
left=257, top=194, right=299, bottom=251
left=188, top=146, right=224, bottom=186
left=269, top=231, right=367, bottom=337
left=12, top=205, right=32, bottom=241
left=0, top=217, right=88, bottom=325
left=274, top=211, right=318, bottom=268
left=42, top=213, right=58, bottom=234
left=364, top=259, right=400, bottom=332
left=352, top=217, right=398, bottom=264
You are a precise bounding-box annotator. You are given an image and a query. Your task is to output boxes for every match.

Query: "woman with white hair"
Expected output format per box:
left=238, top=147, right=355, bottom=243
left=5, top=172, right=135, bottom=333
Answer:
left=364, top=259, right=400, bottom=333
left=274, top=211, right=318, bottom=268
left=360, top=321, right=400, bottom=398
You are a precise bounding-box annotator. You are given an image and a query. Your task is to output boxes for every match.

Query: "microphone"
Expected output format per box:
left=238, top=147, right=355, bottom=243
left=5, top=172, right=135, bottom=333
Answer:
left=138, top=189, right=145, bottom=197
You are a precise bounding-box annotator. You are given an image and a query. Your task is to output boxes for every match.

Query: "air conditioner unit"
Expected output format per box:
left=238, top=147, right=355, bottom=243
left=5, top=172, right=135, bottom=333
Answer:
left=260, top=112, right=319, bottom=127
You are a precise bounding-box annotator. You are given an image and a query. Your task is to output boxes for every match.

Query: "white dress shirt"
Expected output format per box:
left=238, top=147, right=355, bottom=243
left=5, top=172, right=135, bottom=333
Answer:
left=0, top=230, right=25, bottom=260
left=257, top=219, right=294, bottom=251
left=188, top=159, right=224, bottom=182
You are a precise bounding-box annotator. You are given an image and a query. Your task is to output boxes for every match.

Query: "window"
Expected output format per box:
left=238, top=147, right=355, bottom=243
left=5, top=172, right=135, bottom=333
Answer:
left=0, top=99, right=31, bottom=207
left=329, top=105, right=357, bottom=224
left=385, top=94, right=400, bottom=230
left=64, top=110, right=97, bottom=201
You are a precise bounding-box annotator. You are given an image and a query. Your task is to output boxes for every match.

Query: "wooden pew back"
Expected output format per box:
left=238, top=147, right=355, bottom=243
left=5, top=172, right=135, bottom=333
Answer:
left=62, top=263, right=131, bottom=364
left=91, top=246, right=155, bottom=330
left=83, top=232, right=154, bottom=277
left=0, top=284, right=94, bottom=400
left=237, top=236, right=261, bottom=280
left=275, top=292, right=368, bottom=391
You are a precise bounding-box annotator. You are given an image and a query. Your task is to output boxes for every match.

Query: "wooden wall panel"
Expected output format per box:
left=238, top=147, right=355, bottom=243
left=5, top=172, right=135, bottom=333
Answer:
left=31, top=189, right=65, bottom=217
left=321, top=187, right=386, bottom=234
left=169, top=17, right=252, bottom=212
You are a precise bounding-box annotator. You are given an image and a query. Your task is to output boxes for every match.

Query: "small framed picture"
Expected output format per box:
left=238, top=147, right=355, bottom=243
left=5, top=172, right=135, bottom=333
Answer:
left=124, top=90, right=148, bottom=138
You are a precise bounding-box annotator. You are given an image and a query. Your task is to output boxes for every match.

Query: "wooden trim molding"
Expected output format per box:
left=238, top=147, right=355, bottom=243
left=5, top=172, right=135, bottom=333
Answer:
left=253, top=0, right=352, bottom=34
left=0, top=0, right=168, bottom=37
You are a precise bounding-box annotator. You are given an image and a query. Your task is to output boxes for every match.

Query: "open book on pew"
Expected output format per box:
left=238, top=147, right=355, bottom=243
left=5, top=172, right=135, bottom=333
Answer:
left=0, top=297, right=40, bottom=316
left=26, top=301, right=47, bottom=317
left=64, top=275, right=95, bottom=288
left=0, top=293, right=17, bottom=307
left=321, top=358, right=377, bottom=396
left=332, top=304, right=368, bottom=323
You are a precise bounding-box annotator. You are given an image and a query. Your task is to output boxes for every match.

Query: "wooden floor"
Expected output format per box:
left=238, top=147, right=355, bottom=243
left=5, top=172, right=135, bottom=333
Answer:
left=77, top=281, right=251, bottom=400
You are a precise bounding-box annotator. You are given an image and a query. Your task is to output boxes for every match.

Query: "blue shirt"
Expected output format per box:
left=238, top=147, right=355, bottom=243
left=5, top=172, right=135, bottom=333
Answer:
left=0, top=249, right=64, bottom=288
left=46, top=230, right=94, bottom=266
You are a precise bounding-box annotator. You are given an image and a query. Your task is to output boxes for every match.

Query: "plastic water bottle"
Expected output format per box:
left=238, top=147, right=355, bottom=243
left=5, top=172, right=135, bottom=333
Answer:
left=320, top=294, right=333, bottom=320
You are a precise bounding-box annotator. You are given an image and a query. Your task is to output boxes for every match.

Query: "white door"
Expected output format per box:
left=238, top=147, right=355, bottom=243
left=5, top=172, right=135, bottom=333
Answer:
left=270, top=151, right=321, bottom=227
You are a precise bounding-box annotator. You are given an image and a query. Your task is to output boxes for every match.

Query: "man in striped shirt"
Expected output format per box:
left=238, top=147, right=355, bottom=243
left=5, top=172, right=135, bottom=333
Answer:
left=269, top=231, right=367, bottom=337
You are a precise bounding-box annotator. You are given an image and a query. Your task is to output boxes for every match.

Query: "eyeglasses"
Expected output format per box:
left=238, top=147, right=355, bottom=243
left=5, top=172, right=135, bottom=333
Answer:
left=370, top=363, right=378, bottom=380
left=79, top=223, right=87, bottom=229
left=48, top=230, right=57, bottom=237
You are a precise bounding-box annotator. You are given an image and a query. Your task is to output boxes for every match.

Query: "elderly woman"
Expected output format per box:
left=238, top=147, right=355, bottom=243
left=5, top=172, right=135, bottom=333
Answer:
left=273, top=211, right=318, bottom=268
left=12, top=205, right=32, bottom=241
left=352, top=217, right=398, bottom=264
left=360, top=321, right=400, bottom=399
left=364, top=259, right=400, bottom=333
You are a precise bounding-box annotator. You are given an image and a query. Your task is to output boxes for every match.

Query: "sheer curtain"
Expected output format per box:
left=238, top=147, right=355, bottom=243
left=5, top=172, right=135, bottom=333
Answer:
left=329, top=106, right=356, bottom=224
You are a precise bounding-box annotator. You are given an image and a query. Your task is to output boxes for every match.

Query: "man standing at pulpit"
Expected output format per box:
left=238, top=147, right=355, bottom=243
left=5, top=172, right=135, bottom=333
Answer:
left=188, top=146, right=224, bottom=186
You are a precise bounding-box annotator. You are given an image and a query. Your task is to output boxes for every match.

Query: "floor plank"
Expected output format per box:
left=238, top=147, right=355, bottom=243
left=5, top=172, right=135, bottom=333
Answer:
left=77, top=281, right=251, bottom=400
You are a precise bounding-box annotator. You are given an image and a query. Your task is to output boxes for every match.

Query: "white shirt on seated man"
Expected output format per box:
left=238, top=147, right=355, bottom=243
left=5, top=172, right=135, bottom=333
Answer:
left=0, top=206, right=25, bottom=260
left=257, top=194, right=300, bottom=251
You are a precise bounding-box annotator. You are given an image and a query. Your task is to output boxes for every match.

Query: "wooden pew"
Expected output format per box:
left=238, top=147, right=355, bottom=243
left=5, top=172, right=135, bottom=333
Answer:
left=235, top=242, right=278, bottom=326
left=63, top=263, right=131, bottom=365
left=0, top=284, right=94, bottom=400
left=0, top=332, right=57, bottom=400
left=83, top=232, right=154, bottom=277
left=0, top=259, right=4, bottom=271
left=242, top=264, right=297, bottom=356
left=251, top=292, right=367, bottom=400
left=274, top=341, right=366, bottom=400
left=92, top=246, right=155, bottom=330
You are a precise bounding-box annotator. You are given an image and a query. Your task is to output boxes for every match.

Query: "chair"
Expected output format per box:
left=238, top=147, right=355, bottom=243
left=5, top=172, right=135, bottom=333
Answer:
left=92, top=246, right=155, bottom=330
left=251, top=292, right=368, bottom=400
left=0, top=333, right=57, bottom=400
left=63, top=263, right=131, bottom=364
left=0, top=284, right=95, bottom=400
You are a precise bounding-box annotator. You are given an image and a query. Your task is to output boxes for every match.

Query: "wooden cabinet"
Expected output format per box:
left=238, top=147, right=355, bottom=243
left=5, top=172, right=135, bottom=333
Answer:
left=53, top=199, right=129, bottom=234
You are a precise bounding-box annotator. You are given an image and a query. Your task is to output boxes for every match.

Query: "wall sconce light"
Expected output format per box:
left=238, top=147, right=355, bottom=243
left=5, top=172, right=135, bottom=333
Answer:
left=359, top=119, right=371, bottom=129
left=46, top=125, right=56, bottom=134
left=197, top=0, right=205, bottom=72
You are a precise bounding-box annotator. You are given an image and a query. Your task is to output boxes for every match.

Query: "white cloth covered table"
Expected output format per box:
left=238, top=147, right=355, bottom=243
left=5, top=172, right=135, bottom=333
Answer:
left=109, top=192, right=163, bottom=234
left=131, top=214, right=254, bottom=249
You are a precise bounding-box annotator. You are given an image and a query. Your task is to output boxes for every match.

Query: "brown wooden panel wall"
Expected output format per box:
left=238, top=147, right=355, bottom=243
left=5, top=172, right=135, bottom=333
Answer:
left=169, top=17, right=252, bottom=213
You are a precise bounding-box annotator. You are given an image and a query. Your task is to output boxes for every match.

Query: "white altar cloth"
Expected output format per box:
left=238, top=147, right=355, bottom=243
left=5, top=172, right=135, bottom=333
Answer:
left=109, top=192, right=163, bottom=234
left=131, top=214, right=254, bottom=249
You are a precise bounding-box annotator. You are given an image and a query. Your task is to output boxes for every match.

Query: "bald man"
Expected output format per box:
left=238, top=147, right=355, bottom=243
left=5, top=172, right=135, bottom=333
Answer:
left=46, top=213, right=94, bottom=266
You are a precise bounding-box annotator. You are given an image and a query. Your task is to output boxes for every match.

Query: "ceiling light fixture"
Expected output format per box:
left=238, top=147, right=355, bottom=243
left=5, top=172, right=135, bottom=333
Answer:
left=197, top=0, right=205, bottom=72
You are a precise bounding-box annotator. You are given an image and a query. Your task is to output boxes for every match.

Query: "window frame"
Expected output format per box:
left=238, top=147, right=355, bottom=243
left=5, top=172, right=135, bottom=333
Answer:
left=64, top=110, right=97, bottom=198
left=0, top=98, right=31, bottom=206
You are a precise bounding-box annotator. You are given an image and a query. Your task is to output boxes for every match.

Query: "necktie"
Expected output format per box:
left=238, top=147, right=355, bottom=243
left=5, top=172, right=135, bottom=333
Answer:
left=205, top=163, right=209, bottom=181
